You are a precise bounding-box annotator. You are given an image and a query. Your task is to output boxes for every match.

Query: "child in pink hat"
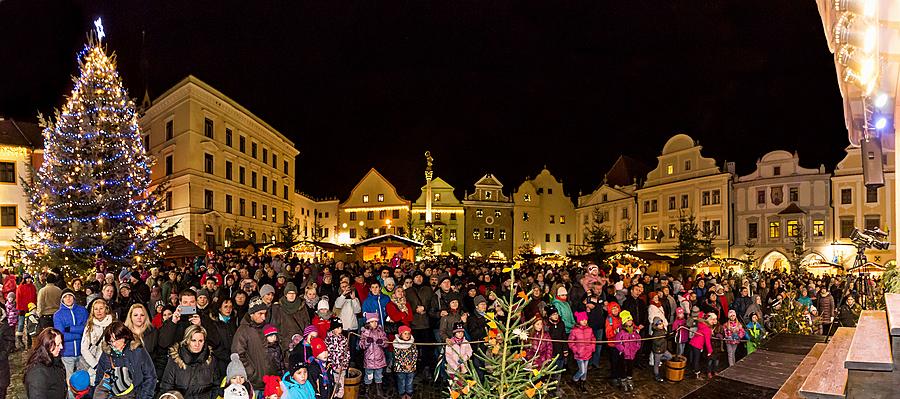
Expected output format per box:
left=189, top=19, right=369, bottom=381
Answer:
left=567, top=311, right=594, bottom=392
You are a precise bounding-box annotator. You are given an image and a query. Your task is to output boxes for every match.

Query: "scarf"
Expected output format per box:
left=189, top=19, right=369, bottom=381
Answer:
left=219, top=313, right=231, bottom=323
left=305, top=295, right=320, bottom=309
left=391, top=293, right=408, bottom=313
left=280, top=295, right=303, bottom=315
left=393, top=336, right=415, bottom=350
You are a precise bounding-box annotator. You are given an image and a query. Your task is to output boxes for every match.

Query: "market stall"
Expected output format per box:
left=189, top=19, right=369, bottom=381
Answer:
left=352, top=234, right=422, bottom=262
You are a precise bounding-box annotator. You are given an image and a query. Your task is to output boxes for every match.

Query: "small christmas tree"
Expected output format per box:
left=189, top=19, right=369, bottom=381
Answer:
left=23, top=21, right=167, bottom=276
left=448, top=264, right=561, bottom=399
left=769, top=292, right=813, bottom=335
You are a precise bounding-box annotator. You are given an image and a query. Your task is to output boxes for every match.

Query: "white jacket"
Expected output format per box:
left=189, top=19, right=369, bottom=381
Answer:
left=334, top=294, right=361, bottom=331
left=648, top=304, right=668, bottom=330
left=79, top=314, right=112, bottom=383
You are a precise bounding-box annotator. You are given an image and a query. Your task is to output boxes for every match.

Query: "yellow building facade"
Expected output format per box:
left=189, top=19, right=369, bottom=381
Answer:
left=337, top=168, right=410, bottom=245
left=140, top=76, right=299, bottom=249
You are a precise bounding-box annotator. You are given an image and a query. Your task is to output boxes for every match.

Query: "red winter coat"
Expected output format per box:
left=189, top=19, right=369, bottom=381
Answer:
left=386, top=302, right=414, bottom=328
left=568, top=325, right=595, bottom=360
left=2, top=275, right=16, bottom=300
left=689, top=320, right=714, bottom=354
left=16, top=283, right=36, bottom=312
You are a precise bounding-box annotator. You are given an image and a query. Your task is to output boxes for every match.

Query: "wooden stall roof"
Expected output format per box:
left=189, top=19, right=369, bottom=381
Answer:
left=160, top=235, right=206, bottom=259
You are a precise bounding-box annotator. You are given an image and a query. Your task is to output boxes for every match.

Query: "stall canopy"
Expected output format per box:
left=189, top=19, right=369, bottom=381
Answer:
left=160, top=235, right=206, bottom=259
left=352, top=234, right=423, bottom=262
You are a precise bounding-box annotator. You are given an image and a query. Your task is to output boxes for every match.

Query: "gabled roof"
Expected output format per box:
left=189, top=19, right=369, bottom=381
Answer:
left=474, top=173, right=503, bottom=187
left=605, top=155, right=650, bottom=187
left=341, top=168, right=409, bottom=207
left=160, top=235, right=206, bottom=259
left=351, top=234, right=423, bottom=247
left=777, top=203, right=807, bottom=215
left=0, top=118, right=43, bottom=148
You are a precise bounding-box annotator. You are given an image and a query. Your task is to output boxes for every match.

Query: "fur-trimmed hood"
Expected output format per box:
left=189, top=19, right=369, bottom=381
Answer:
left=168, top=342, right=212, bottom=369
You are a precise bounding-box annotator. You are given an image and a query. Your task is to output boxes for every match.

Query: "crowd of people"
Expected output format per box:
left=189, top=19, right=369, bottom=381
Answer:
left=0, top=250, right=869, bottom=399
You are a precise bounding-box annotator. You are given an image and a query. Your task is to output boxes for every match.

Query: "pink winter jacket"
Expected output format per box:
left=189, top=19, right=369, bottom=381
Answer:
left=614, top=328, right=642, bottom=360
left=671, top=319, right=689, bottom=344
left=689, top=320, right=713, bottom=354
left=568, top=326, right=595, bottom=360
left=359, top=326, right=388, bottom=369
left=525, top=331, right=553, bottom=368
left=445, top=337, right=473, bottom=375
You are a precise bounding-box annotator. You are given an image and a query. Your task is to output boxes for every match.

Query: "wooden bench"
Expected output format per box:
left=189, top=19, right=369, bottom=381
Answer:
left=799, top=327, right=855, bottom=399
left=773, top=343, right=826, bottom=399
left=844, top=310, right=893, bottom=371
left=886, top=293, right=900, bottom=336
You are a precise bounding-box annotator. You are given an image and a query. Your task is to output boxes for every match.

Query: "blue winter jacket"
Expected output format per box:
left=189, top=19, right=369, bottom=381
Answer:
left=95, top=343, right=157, bottom=399
left=53, top=301, right=88, bottom=357
left=361, top=293, right=388, bottom=326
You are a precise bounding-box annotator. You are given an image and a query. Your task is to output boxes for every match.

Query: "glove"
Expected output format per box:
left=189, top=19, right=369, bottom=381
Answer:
left=366, top=337, right=374, bottom=344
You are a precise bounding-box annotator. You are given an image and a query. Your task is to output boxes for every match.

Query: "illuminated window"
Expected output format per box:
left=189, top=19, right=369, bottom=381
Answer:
left=499, top=230, right=507, bottom=240
left=769, top=221, right=780, bottom=239
left=363, top=195, right=369, bottom=203
left=450, top=230, right=457, bottom=241
left=434, top=193, right=441, bottom=202
left=377, top=194, right=384, bottom=202
left=434, top=213, right=441, bottom=221
left=476, top=209, right=483, bottom=218
left=473, top=229, right=481, bottom=240
left=524, top=194, right=531, bottom=202
left=262, top=205, right=267, bottom=221
left=549, top=215, right=555, bottom=224
left=813, top=220, right=824, bottom=237
left=485, top=191, right=492, bottom=200
left=787, top=220, right=800, bottom=237
left=666, top=164, right=674, bottom=175
left=484, top=228, right=495, bottom=240
left=560, top=216, right=566, bottom=224
left=251, top=201, right=257, bottom=218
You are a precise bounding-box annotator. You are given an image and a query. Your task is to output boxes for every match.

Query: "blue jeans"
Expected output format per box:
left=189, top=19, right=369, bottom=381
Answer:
left=591, top=328, right=603, bottom=367
left=62, top=356, right=79, bottom=399
left=396, top=372, right=414, bottom=394
left=573, top=359, right=589, bottom=381
left=364, top=367, right=383, bottom=384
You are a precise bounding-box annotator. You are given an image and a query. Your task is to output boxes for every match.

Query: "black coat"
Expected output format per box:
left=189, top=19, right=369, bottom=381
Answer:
left=95, top=343, right=158, bottom=399
left=159, top=344, right=217, bottom=399
left=25, top=357, right=67, bottom=399
left=621, top=295, right=649, bottom=334
left=202, top=313, right=238, bottom=380
left=547, top=318, right=567, bottom=356
left=307, top=359, right=335, bottom=399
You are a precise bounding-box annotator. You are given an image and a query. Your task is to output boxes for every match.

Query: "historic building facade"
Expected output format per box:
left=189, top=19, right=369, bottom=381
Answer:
left=337, top=168, right=410, bottom=245
left=635, top=134, right=733, bottom=257
left=0, top=118, right=43, bottom=259
left=831, top=146, right=896, bottom=268
left=411, top=177, right=465, bottom=256
left=732, top=151, right=832, bottom=272
left=140, top=76, right=298, bottom=250
left=294, top=192, right=339, bottom=245
left=575, top=156, right=648, bottom=252
left=463, top=174, right=513, bottom=260
left=513, top=168, right=576, bottom=255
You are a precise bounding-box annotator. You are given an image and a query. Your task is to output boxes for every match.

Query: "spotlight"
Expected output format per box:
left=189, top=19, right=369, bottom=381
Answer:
left=837, top=46, right=878, bottom=93
left=834, top=0, right=878, bottom=18
left=833, top=14, right=877, bottom=53
left=873, top=93, right=889, bottom=108
left=875, top=117, right=888, bottom=129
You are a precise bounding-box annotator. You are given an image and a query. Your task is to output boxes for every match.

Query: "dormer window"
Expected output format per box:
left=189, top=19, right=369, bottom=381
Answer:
left=602, top=194, right=608, bottom=202
left=377, top=194, right=384, bottom=202
left=685, top=160, right=691, bottom=171
left=773, top=166, right=781, bottom=176
left=485, top=191, right=492, bottom=200
left=524, top=194, right=531, bottom=202
left=363, top=195, right=369, bottom=203
left=434, top=193, right=441, bottom=202
left=666, top=164, right=674, bottom=175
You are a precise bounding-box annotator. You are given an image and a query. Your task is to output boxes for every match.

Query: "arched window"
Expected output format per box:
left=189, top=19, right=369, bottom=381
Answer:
left=248, top=231, right=257, bottom=243
left=224, top=228, right=233, bottom=248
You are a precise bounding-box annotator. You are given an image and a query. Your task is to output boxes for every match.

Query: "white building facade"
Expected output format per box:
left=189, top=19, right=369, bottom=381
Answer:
left=513, top=168, right=576, bottom=255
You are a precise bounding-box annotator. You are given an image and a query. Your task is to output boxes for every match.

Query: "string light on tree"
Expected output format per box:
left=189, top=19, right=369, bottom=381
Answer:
left=21, top=19, right=173, bottom=277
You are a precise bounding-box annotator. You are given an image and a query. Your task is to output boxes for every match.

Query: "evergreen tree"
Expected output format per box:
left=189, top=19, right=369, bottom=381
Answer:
left=448, top=264, right=561, bottom=398
left=585, top=207, right=614, bottom=261
left=23, top=29, right=165, bottom=276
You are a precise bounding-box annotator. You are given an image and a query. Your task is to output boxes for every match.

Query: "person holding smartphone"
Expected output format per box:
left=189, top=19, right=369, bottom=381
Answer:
left=159, top=289, right=201, bottom=350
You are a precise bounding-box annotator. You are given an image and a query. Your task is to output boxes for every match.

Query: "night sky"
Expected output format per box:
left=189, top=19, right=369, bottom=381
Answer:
left=0, top=1, right=847, bottom=201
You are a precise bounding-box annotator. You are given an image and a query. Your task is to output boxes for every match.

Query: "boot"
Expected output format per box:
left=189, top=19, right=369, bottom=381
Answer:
left=655, top=373, right=664, bottom=383
left=375, top=382, right=385, bottom=399
left=579, top=381, right=588, bottom=393
left=626, top=377, right=634, bottom=392
left=611, top=378, right=621, bottom=387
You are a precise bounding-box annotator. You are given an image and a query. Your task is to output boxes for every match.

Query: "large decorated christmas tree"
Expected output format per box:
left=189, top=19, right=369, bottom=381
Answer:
left=23, top=21, right=165, bottom=275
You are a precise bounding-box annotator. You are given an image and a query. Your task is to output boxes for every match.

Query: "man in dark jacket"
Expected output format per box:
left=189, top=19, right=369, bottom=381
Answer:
left=733, top=287, right=753, bottom=323
left=129, top=272, right=151, bottom=305
left=231, top=296, right=272, bottom=388
left=405, top=273, right=434, bottom=365
left=160, top=289, right=201, bottom=349
left=621, top=283, right=649, bottom=366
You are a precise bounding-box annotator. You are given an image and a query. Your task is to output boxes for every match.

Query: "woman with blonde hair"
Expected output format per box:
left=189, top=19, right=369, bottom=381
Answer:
left=159, top=324, right=217, bottom=399
left=123, top=303, right=166, bottom=378
left=80, top=298, right=114, bottom=385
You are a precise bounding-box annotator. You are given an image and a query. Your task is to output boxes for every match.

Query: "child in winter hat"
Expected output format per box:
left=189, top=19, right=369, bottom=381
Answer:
left=69, top=370, right=91, bottom=399
left=264, top=324, right=286, bottom=376
left=222, top=353, right=254, bottom=399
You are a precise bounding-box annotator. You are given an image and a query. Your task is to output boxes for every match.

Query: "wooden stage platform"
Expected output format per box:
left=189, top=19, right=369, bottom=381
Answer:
left=682, top=333, right=828, bottom=399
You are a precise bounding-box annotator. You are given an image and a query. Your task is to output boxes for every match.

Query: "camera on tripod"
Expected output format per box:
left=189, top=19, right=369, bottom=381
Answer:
left=850, top=227, right=891, bottom=251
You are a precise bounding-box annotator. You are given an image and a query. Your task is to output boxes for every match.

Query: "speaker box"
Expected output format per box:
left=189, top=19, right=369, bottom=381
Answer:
left=860, top=136, right=885, bottom=189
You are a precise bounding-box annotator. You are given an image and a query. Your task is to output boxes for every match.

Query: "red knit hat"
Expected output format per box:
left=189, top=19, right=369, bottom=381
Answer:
left=311, top=337, right=328, bottom=359
left=263, top=375, right=282, bottom=397
left=263, top=324, right=278, bottom=337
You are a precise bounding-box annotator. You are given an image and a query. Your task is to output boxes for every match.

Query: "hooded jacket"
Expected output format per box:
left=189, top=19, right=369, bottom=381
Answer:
left=567, top=324, right=595, bottom=360
left=94, top=340, right=157, bottom=399
left=281, top=372, right=316, bottom=399
left=613, top=326, right=641, bottom=360
left=159, top=342, right=217, bottom=399
left=688, top=319, right=714, bottom=354
left=359, top=325, right=388, bottom=369
left=525, top=329, right=553, bottom=369
left=604, top=302, right=622, bottom=348
left=53, top=298, right=88, bottom=357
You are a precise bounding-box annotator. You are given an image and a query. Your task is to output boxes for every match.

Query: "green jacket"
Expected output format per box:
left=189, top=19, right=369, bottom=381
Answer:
left=551, top=298, right=575, bottom=333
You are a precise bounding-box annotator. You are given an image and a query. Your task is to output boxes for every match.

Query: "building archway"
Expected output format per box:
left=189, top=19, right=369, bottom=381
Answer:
left=204, top=224, right=216, bottom=249
left=760, top=250, right=790, bottom=272
left=224, top=228, right=233, bottom=248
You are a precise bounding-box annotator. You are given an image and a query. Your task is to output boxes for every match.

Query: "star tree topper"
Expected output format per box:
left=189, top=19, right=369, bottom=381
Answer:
left=94, top=17, right=105, bottom=41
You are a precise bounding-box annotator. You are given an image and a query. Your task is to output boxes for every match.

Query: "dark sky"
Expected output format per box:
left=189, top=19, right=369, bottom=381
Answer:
left=0, top=1, right=848, bottom=201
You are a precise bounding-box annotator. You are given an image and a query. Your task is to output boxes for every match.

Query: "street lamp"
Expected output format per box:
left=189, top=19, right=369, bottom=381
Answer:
left=385, top=219, right=392, bottom=234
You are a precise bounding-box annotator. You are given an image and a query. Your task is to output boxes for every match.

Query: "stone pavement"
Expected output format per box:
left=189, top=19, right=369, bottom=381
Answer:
left=7, top=350, right=715, bottom=398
